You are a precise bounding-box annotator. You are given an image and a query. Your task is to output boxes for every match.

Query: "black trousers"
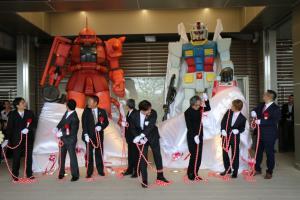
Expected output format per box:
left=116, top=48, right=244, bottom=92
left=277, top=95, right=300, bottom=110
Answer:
left=12, top=135, right=33, bottom=178
left=187, top=138, right=203, bottom=178
left=126, top=141, right=138, bottom=173
left=255, top=138, right=276, bottom=174
left=86, top=136, right=104, bottom=176
left=139, top=139, right=163, bottom=183
left=59, top=140, right=79, bottom=178
left=222, top=135, right=240, bottom=174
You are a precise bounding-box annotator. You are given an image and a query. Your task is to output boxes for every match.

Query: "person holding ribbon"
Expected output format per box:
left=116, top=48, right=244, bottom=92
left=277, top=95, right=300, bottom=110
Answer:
left=131, top=100, right=169, bottom=188
left=251, top=90, right=281, bottom=179
left=220, top=99, right=247, bottom=178
left=53, top=99, right=80, bottom=182
left=184, top=94, right=210, bottom=181
left=5, top=97, right=36, bottom=181
left=122, top=99, right=138, bottom=178
left=82, top=95, right=109, bottom=178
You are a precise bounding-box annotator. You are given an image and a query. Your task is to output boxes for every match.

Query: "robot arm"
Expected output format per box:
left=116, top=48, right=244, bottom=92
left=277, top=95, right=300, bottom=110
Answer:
left=40, top=36, right=72, bottom=87
left=40, top=36, right=72, bottom=101
left=217, top=38, right=234, bottom=82
left=105, top=37, right=126, bottom=98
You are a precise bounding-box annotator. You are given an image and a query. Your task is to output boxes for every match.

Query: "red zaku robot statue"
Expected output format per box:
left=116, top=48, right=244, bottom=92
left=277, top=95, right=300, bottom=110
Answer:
left=40, top=23, right=125, bottom=115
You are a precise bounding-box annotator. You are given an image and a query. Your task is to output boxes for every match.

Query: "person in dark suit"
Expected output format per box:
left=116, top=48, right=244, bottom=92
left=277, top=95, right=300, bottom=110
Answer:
left=281, top=94, right=294, bottom=151
left=130, top=100, right=169, bottom=188
left=82, top=95, right=109, bottom=178
left=53, top=99, right=80, bottom=182
left=220, top=99, right=247, bottom=178
left=251, top=90, right=281, bottom=179
left=122, top=99, right=138, bottom=178
left=184, top=94, right=211, bottom=181
left=6, top=97, right=36, bottom=181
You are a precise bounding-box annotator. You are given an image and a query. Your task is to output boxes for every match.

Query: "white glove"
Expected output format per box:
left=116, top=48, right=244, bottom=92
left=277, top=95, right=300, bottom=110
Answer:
left=140, top=137, right=148, bottom=144
left=52, top=127, right=58, bottom=134
left=56, top=131, right=63, bottom=138
left=21, top=128, right=29, bottom=135
left=121, top=121, right=127, bottom=127
left=202, top=93, right=208, bottom=101
left=95, top=126, right=102, bottom=132
left=221, top=130, right=227, bottom=137
left=1, top=139, right=8, bottom=148
left=251, top=111, right=257, bottom=118
left=255, top=120, right=261, bottom=125
left=84, top=134, right=90, bottom=143
left=194, top=135, right=200, bottom=144
left=140, top=133, right=145, bottom=138
left=133, top=135, right=142, bottom=144
left=232, top=129, right=239, bottom=135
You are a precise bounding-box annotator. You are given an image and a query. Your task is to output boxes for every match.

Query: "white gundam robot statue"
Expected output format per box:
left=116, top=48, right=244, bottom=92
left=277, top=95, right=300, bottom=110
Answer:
left=163, top=19, right=237, bottom=119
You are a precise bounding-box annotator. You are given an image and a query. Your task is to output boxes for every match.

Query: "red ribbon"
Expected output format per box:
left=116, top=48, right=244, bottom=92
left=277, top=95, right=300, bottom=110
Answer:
left=99, top=116, right=104, bottom=124
left=64, top=124, right=70, bottom=135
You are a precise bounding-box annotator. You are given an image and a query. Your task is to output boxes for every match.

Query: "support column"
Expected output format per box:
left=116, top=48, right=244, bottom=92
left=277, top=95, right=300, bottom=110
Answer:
left=292, top=5, right=300, bottom=169
left=16, top=35, right=36, bottom=111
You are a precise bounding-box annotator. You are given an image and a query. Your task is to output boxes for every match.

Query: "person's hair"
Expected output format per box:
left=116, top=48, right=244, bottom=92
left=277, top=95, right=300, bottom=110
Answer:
left=139, top=100, right=151, bottom=111
left=126, top=99, right=135, bottom=109
left=3, top=100, right=10, bottom=104
left=266, top=90, right=277, bottom=100
left=89, top=95, right=99, bottom=104
left=67, top=99, right=77, bottom=111
left=232, top=99, right=243, bottom=111
left=190, top=95, right=201, bottom=106
left=289, top=94, right=294, bottom=97
left=13, top=97, right=25, bottom=109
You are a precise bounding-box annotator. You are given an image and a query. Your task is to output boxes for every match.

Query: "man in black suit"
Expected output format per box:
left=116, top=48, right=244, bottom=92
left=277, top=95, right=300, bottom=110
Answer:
left=130, top=100, right=169, bottom=188
left=122, top=99, right=138, bottom=178
left=220, top=99, right=247, bottom=178
left=82, top=95, right=109, bottom=178
left=6, top=97, right=36, bottom=181
left=251, top=90, right=281, bottom=179
left=184, top=94, right=210, bottom=181
left=281, top=94, right=294, bottom=151
left=53, top=99, right=80, bottom=181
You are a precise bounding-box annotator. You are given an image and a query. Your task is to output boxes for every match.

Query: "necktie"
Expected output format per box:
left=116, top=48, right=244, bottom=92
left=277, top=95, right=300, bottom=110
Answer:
left=93, top=109, right=98, bottom=124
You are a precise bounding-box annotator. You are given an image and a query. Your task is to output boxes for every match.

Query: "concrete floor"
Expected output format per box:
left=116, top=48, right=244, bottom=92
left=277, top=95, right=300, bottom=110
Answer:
left=0, top=153, right=300, bottom=200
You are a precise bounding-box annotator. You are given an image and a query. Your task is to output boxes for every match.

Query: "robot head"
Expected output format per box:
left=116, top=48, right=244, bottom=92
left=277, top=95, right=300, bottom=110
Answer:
left=78, top=27, right=98, bottom=45
left=190, top=22, right=208, bottom=42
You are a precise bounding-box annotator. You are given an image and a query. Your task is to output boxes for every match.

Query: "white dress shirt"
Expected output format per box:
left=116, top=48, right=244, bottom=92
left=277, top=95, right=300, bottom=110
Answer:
left=231, top=111, right=240, bottom=126
left=140, top=112, right=146, bottom=130
left=92, top=108, right=98, bottom=124
left=264, top=102, right=273, bottom=112
left=66, top=110, right=75, bottom=119
left=18, top=111, right=24, bottom=118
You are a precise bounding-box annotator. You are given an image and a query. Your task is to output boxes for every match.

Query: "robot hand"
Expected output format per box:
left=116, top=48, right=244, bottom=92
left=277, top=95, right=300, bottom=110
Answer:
left=220, top=67, right=233, bottom=83
left=109, top=69, right=125, bottom=97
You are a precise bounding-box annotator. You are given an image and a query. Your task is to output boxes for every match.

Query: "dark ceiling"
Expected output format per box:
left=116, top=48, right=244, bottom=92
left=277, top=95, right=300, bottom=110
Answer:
left=0, top=0, right=299, bottom=11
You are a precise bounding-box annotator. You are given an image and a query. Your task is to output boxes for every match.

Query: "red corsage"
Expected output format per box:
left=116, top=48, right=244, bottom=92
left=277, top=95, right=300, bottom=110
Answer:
left=64, top=124, right=70, bottom=135
left=99, top=116, right=104, bottom=124
left=263, top=112, right=269, bottom=120
left=26, top=118, right=32, bottom=127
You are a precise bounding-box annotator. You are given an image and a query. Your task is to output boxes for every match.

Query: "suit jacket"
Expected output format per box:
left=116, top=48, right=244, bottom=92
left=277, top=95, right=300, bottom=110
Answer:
left=281, top=103, right=294, bottom=122
left=130, top=109, right=160, bottom=144
left=125, top=108, right=138, bottom=143
left=184, top=100, right=211, bottom=142
left=252, top=102, right=281, bottom=140
left=57, top=111, right=79, bottom=144
left=81, top=107, right=109, bottom=143
left=6, top=109, right=36, bottom=146
left=221, top=110, right=247, bottom=135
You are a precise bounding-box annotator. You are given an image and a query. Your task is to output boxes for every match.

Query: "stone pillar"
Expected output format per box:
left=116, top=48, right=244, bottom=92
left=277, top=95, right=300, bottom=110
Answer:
left=292, top=5, right=300, bottom=169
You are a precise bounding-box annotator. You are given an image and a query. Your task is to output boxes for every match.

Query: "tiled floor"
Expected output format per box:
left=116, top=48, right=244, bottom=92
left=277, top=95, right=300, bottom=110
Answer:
left=0, top=153, right=300, bottom=200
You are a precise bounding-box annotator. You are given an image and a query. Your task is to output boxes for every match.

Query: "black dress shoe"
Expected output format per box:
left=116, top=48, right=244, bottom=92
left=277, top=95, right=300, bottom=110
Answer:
left=131, top=173, right=138, bottom=178
left=29, top=176, right=35, bottom=180
left=86, top=175, right=92, bottom=178
left=157, top=176, right=169, bottom=183
left=13, top=177, right=19, bottom=181
left=231, top=173, right=238, bottom=178
left=187, top=174, right=195, bottom=181
left=98, top=172, right=105, bottom=176
left=122, top=170, right=132, bottom=176
left=71, top=177, right=79, bottom=182
left=141, top=182, right=148, bottom=188
left=220, top=170, right=232, bottom=176
left=254, top=171, right=262, bottom=176
left=58, top=175, right=64, bottom=179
